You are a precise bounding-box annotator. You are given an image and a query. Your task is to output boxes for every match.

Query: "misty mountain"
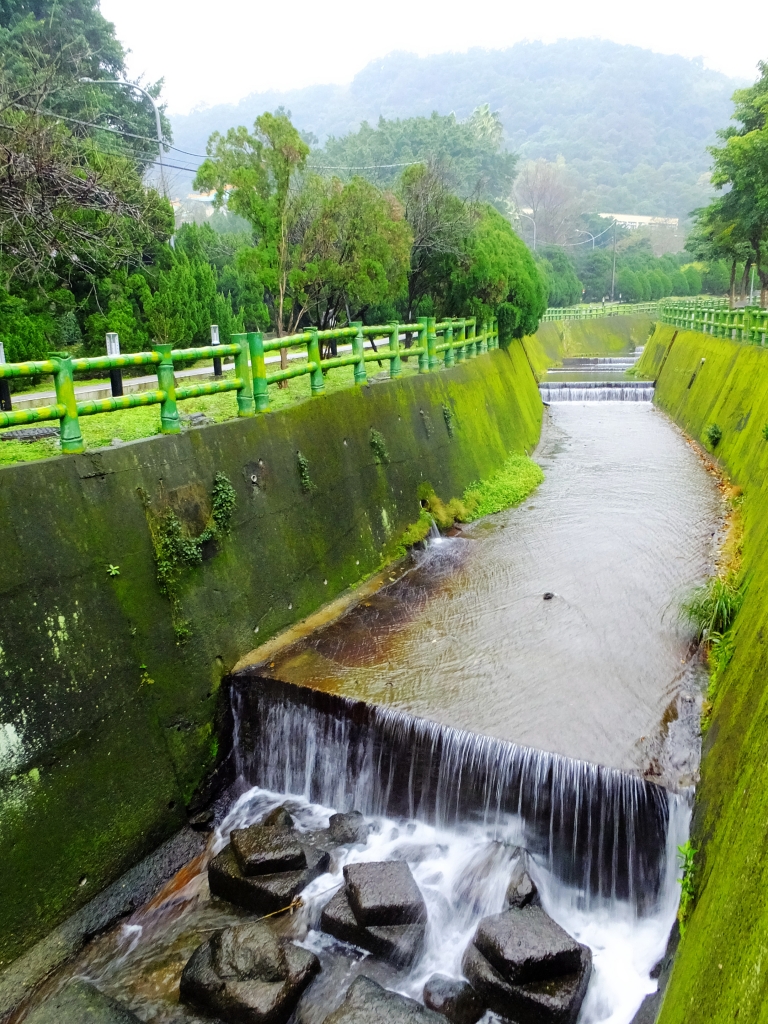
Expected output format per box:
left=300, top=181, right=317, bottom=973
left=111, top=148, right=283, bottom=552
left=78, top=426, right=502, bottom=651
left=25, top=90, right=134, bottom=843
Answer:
left=170, top=39, right=744, bottom=220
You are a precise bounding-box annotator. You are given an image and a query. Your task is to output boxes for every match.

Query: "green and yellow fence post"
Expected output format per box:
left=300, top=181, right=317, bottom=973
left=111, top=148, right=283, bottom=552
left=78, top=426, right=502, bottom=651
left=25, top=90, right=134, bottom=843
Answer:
left=52, top=351, right=84, bottom=454
left=233, top=334, right=256, bottom=416
left=427, top=316, right=439, bottom=370
left=248, top=331, right=269, bottom=412
left=154, top=343, right=180, bottom=434
left=479, top=321, right=488, bottom=354
left=307, top=328, right=325, bottom=394
left=444, top=323, right=455, bottom=367
left=389, top=323, right=401, bottom=378
left=467, top=319, right=476, bottom=358
left=417, top=317, right=429, bottom=373
left=351, top=321, right=367, bottom=384
left=456, top=320, right=466, bottom=362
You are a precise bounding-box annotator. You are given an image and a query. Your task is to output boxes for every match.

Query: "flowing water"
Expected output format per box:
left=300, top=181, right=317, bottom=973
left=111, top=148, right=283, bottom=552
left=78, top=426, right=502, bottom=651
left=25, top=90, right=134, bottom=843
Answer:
left=16, top=354, right=721, bottom=1024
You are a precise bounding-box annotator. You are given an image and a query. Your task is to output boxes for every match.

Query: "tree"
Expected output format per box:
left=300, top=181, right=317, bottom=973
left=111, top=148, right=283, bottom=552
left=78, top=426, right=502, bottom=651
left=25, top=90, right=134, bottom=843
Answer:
left=513, top=159, right=582, bottom=247
left=313, top=106, right=517, bottom=209
left=690, top=62, right=768, bottom=306
left=398, top=161, right=476, bottom=321
left=536, top=246, right=582, bottom=306
left=195, top=111, right=311, bottom=385
left=445, top=206, right=547, bottom=342
left=298, top=175, right=412, bottom=334
left=682, top=265, right=702, bottom=295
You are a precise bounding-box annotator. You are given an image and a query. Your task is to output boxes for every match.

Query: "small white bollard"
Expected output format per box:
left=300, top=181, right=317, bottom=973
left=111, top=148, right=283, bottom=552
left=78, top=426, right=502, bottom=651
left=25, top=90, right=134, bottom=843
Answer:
left=211, top=324, right=222, bottom=377
left=0, top=342, right=11, bottom=411
left=105, top=333, right=123, bottom=397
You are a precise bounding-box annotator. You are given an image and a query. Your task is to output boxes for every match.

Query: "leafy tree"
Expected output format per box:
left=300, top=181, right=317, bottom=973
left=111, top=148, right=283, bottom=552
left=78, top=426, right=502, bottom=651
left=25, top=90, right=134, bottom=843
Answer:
left=398, top=161, right=476, bottom=321
left=670, top=269, right=689, bottom=296
left=446, top=206, right=547, bottom=342
left=682, top=265, right=702, bottom=294
left=312, top=106, right=516, bottom=209
left=537, top=246, right=582, bottom=306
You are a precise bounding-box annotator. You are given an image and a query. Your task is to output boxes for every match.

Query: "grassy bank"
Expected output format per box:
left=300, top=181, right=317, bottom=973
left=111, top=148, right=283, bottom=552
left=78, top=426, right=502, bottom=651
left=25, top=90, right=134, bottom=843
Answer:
left=636, top=326, right=768, bottom=1024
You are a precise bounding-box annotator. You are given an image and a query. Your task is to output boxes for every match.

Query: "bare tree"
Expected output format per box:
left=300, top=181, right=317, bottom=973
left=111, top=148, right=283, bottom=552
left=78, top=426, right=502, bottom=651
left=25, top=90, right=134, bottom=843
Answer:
left=512, top=158, right=582, bottom=248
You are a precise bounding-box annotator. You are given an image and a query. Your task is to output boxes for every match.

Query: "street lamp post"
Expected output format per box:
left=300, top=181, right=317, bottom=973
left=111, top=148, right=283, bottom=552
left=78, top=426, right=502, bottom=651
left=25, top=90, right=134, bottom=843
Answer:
left=576, top=230, right=596, bottom=249
left=79, top=78, right=166, bottom=195
left=518, top=212, right=536, bottom=251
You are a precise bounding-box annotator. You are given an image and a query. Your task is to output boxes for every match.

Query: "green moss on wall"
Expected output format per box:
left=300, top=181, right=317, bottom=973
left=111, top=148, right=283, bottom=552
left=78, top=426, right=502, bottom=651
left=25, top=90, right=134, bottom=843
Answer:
left=637, top=326, right=768, bottom=1024
left=0, top=343, right=542, bottom=964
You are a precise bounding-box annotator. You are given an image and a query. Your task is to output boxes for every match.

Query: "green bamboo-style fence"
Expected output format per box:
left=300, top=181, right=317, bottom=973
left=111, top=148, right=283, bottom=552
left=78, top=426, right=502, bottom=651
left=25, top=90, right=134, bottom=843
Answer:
left=540, top=302, right=661, bottom=322
left=659, top=299, right=768, bottom=344
left=0, top=315, right=497, bottom=454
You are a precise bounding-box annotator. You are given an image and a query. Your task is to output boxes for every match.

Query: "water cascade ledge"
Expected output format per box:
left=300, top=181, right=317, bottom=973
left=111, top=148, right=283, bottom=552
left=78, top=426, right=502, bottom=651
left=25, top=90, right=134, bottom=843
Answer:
left=233, top=674, right=677, bottom=915
left=539, top=381, right=655, bottom=402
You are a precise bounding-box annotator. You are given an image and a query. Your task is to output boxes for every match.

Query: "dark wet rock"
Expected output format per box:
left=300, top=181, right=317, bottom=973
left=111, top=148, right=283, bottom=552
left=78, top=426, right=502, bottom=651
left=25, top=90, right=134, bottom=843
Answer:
left=422, top=975, right=485, bottom=1024
left=473, top=906, right=583, bottom=983
left=231, top=824, right=308, bottom=875
left=262, top=806, right=295, bottom=829
left=461, top=908, right=592, bottom=1024
left=188, top=807, right=215, bottom=832
left=322, top=976, right=444, bottom=1023
left=180, top=920, right=320, bottom=1024
left=24, top=980, right=142, bottom=1023
left=328, top=810, right=367, bottom=844
left=343, top=861, right=427, bottom=926
left=209, top=842, right=329, bottom=914
left=320, top=887, right=425, bottom=967
left=463, top=942, right=591, bottom=1024
left=504, top=860, right=540, bottom=910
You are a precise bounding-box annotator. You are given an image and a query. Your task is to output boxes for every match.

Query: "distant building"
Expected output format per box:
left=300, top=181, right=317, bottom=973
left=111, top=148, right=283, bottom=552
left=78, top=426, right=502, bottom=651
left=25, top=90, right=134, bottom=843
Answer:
left=598, top=213, right=679, bottom=230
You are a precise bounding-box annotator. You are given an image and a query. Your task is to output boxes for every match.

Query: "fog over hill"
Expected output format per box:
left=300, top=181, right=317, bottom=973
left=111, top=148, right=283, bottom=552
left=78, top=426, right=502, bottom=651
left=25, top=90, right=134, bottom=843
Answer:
left=171, top=39, right=744, bottom=221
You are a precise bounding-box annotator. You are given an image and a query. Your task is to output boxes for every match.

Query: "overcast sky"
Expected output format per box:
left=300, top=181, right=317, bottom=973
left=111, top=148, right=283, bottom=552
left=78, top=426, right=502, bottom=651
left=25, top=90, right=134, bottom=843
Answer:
left=101, top=0, right=767, bottom=115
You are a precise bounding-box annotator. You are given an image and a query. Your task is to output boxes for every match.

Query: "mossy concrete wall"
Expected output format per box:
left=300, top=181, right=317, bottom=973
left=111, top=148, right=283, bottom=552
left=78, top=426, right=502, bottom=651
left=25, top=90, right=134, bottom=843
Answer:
left=524, top=314, right=655, bottom=375
left=637, top=326, right=768, bottom=1023
left=0, top=344, right=541, bottom=966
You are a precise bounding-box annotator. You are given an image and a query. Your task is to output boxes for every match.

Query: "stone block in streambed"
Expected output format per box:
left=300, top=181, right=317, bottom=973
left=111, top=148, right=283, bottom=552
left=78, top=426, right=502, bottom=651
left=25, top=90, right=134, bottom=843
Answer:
left=422, top=974, right=485, bottom=1024
left=23, top=980, right=142, bottom=1023
left=344, top=861, right=428, bottom=925
left=461, top=906, right=592, bottom=1024
left=322, top=975, right=445, bottom=1023
left=328, top=810, right=368, bottom=845
left=208, top=805, right=334, bottom=914
left=320, top=887, right=425, bottom=968
left=180, top=920, right=320, bottom=1024
left=320, top=861, right=427, bottom=967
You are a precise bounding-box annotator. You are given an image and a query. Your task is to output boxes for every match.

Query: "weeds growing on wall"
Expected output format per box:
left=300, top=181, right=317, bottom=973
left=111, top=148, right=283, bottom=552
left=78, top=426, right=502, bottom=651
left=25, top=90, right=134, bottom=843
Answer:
left=705, top=423, right=723, bottom=449
left=296, top=451, right=314, bottom=493
left=442, top=404, right=455, bottom=437
left=146, top=472, right=237, bottom=641
left=683, top=573, right=742, bottom=642
left=369, top=428, right=390, bottom=464
left=677, top=840, right=697, bottom=933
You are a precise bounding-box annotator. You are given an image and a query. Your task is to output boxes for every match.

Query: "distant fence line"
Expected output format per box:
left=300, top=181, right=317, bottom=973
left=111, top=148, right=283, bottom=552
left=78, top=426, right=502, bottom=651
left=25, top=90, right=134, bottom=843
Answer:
left=540, top=302, right=661, bottom=322
left=659, top=299, right=768, bottom=345
left=0, top=316, right=498, bottom=455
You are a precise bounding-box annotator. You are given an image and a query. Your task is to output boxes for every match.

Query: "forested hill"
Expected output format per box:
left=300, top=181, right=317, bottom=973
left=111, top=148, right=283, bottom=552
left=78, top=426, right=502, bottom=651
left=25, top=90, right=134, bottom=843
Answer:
left=171, top=39, right=743, bottom=221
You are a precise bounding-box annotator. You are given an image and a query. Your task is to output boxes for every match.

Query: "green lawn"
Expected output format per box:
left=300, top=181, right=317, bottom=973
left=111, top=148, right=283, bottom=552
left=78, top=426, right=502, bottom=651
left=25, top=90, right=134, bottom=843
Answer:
left=0, top=361, right=421, bottom=468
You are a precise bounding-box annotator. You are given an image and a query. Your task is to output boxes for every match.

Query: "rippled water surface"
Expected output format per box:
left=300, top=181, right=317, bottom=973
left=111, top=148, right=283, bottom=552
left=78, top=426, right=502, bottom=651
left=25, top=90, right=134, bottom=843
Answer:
left=264, top=403, right=721, bottom=780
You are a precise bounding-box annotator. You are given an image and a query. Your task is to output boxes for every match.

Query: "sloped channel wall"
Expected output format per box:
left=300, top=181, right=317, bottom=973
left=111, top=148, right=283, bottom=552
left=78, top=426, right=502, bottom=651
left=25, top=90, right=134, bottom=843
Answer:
left=0, top=344, right=542, bottom=964
left=637, top=326, right=768, bottom=1024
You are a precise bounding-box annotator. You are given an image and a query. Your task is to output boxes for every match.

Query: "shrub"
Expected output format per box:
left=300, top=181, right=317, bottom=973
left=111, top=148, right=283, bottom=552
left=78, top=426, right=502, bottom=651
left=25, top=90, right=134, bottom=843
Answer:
left=705, top=423, right=722, bottom=448
left=683, top=573, right=742, bottom=642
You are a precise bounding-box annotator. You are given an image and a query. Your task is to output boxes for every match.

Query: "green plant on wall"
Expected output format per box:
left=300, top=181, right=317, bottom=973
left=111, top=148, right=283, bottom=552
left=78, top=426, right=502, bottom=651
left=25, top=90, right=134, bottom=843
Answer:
left=146, top=472, right=237, bottom=640
left=705, top=423, right=722, bottom=448
left=442, top=404, right=455, bottom=438
left=296, top=451, right=314, bottom=492
left=677, top=841, right=697, bottom=933
left=762, top=424, right=768, bottom=442
left=370, top=428, right=390, bottom=464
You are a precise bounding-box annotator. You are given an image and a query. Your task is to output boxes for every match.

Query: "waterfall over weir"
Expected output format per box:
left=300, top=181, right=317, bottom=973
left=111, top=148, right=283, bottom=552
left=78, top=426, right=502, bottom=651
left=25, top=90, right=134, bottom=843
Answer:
left=539, top=381, right=655, bottom=402
left=233, top=675, right=681, bottom=916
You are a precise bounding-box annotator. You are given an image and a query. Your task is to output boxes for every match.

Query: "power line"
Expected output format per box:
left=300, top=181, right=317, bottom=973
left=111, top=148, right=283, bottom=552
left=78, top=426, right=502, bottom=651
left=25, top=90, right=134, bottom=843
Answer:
left=559, top=221, right=616, bottom=247
left=13, top=103, right=209, bottom=159
left=310, top=161, right=418, bottom=171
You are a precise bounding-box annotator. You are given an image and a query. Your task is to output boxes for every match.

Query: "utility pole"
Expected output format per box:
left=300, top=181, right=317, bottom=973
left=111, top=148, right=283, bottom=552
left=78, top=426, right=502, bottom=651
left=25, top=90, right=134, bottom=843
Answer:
left=610, top=221, right=617, bottom=301
left=79, top=78, right=167, bottom=196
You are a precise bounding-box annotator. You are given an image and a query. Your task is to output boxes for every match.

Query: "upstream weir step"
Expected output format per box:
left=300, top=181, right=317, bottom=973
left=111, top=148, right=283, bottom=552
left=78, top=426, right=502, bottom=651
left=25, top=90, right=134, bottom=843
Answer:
left=232, top=675, right=681, bottom=914
left=539, top=381, right=655, bottom=402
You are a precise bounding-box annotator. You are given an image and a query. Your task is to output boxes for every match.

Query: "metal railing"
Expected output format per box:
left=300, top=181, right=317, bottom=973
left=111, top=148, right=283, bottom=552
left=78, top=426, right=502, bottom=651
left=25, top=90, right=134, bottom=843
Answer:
left=0, top=315, right=497, bottom=454
left=659, top=299, right=768, bottom=344
left=540, top=302, right=660, bottom=322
